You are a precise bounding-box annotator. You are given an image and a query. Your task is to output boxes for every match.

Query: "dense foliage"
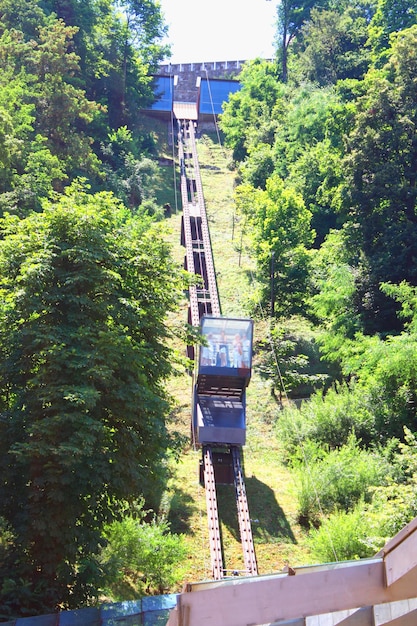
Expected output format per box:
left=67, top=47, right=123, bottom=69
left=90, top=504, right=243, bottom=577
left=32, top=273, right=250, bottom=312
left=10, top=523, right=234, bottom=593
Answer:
left=0, top=0, right=168, bottom=217
left=0, top=0, right=188, bottom=618
left=222, top=0, right=417, bottom=337
left=0, top=184, right=183, bottom=613
left=102, top=501, right=187, bottom=597
left=220, top=0, right=417, bottom=562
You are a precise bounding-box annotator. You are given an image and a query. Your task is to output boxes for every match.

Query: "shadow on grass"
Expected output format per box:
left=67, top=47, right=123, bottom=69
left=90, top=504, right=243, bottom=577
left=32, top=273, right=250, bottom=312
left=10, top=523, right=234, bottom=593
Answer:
left=167, top=488, right=197, bottom=535
left=217, top=476, right=296, bottom=545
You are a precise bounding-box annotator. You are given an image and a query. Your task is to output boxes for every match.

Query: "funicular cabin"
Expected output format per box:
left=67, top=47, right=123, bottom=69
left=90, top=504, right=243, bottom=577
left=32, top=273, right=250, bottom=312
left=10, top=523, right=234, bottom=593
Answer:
left=193, top=316, right=253, bottom=446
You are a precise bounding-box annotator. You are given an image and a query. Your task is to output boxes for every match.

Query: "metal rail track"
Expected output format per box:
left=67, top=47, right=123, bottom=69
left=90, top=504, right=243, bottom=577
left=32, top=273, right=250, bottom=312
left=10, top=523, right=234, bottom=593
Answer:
left=231, top=446, right=258, bottom=576
left=178, top=123, right=200, bottom=327
left=186, top=122, right=220, bottom=318
left=178, top=118, right=256, bottom=579
left=202, top=446, right=224, bottom=579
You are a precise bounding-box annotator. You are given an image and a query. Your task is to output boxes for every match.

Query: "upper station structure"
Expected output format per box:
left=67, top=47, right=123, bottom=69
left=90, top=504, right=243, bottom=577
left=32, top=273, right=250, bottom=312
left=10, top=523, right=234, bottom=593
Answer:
left=143, top=59, right=244, bottom=123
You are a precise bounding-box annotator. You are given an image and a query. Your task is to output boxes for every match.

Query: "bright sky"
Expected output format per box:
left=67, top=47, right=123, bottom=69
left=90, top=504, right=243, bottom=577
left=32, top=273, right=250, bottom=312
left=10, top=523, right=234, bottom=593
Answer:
left=159, top=0, right=277, bottom=64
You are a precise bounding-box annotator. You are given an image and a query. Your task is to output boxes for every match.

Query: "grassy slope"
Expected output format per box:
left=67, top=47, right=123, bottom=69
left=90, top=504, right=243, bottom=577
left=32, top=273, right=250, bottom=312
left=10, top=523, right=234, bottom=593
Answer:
left=161, top=130, right=312, bottom=585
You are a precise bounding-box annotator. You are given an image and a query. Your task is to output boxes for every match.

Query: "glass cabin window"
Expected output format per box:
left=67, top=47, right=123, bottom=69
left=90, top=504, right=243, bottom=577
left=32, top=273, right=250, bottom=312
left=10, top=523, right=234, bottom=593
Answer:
left=199, top=317, right=253, bottom=370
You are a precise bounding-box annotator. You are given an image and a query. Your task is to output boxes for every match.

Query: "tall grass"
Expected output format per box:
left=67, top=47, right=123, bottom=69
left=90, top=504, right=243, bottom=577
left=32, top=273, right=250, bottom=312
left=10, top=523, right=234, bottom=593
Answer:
left=295, top=434, right=392, bottom=526
left=276, top=382, right=377, bottom=460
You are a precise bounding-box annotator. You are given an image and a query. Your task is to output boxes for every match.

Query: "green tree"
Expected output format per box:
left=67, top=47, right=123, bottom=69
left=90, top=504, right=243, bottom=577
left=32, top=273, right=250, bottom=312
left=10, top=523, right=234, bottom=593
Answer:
left=240, top=143, right=275, bottom=190
left=0, top=29, right=52, bottom=213
left=368, top=0, right=417, bottom=65
left=312, top=278, right=417, bottom=442
left=273, top=84, right=341, bottom=177
left=100, top=126, right=161, bottom=210
left=277, top=0, right=332, bottom=82
left=341, top=282, right=417, bottom=440
left=0, top=30, right=35, bottom=159
left=30, top=18, right=100, bottom=176
left=261, top=84, right=348, bottom=245
left=0, top=0, right=47, bottom=40
left=39, top=0, right=109, bottom=67
left=0, top=183, right=182, bottom=613
left=119, top=0, right=169, bottom=63
left=342, top=26, right=417, bottom=333
left=309, top=227, right=362, bottom=358
left=220, top=59, right=283, bottom=162
left=292, top=5, right=372, bottom=85
left=381, top=281, right=417, bottom=334
left=97, top=0, right=169, bottom=129
left=0, top=0, right=166, bottom=152
left=287, top=139, right=343, bottom=244
left=236, top=174, right=313, bottom=316
left=38, top=1, right=133, bottom=128
left=0, top=12, right=100, bottom=212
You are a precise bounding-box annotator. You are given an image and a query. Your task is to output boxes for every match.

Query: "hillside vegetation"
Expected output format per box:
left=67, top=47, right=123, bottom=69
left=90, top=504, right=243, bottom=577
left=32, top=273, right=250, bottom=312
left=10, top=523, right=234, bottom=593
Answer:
left=166, top=0, right=417, bottom=588
left=1, top=0, right=417, bottom=619
left=218, top=0, right=417, bottom=572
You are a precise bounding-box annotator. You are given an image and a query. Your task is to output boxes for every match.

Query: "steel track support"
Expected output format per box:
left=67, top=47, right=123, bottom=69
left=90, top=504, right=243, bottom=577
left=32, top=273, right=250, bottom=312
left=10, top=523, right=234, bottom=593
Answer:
left=179, top=117, right=257, bottom=580
left=203, top=445, right=224, bottom=580
left=231, top=446, right=258, bottom=576
left=187, top=122, right=221, bottom=317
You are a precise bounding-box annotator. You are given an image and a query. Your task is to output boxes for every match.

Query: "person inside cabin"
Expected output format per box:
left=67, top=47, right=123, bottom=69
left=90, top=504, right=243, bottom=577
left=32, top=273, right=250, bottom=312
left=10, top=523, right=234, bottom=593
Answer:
left=201, top=341, right=210, bottom=365
left=216, top=330, right=230, bottom=367
left=233, top=334, right=243, bottom=368
left=207, top=333, right=216, bottom=365
left=242, top=332, right=251, bottom=368
left=201, top=333, right=216, bottom=365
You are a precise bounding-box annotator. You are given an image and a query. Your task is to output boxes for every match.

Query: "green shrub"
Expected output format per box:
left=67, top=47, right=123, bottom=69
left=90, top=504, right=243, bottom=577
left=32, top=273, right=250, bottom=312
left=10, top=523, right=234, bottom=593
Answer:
left=102, top=511, right=187, bottom=597
left=309, top=479, right=417, bottom=563
left=308, top=504, right=375, bottom=562
left=367, top=482, right=417, bottom=543
left=363, top=430, right=417, bottom=541
left=296, top=434, right=391, bottom=525
left=277, top=382, right=377, bottom=459
left=306, top=430, right=417, bottom=562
